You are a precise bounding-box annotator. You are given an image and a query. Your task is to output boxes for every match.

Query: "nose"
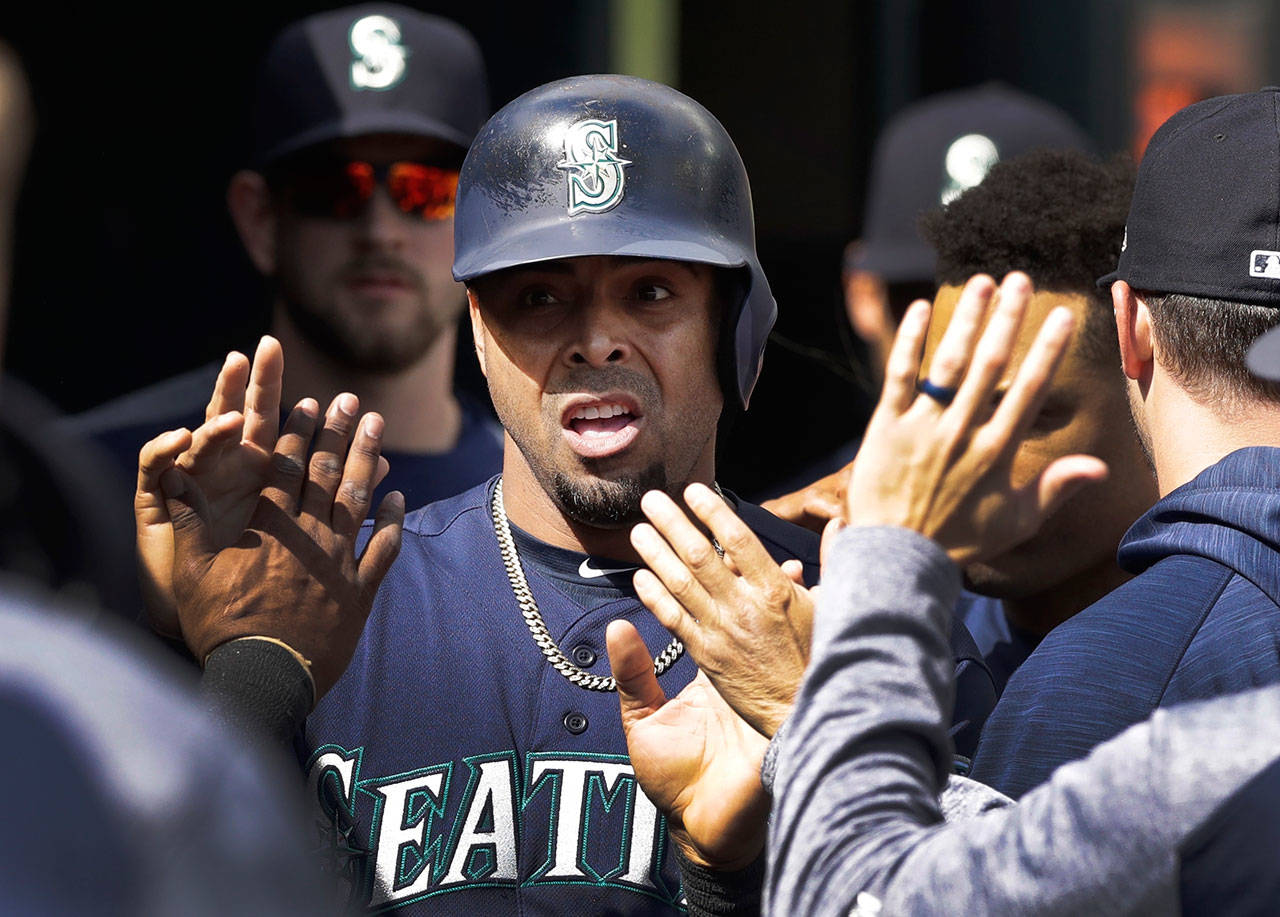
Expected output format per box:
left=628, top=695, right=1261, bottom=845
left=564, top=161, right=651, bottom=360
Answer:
left=353, top=186, right=409, bottom=251
left=567, top=299, right=630, bottom=367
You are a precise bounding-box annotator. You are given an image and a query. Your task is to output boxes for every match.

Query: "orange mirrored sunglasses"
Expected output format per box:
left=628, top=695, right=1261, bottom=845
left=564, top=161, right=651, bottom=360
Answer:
left=282, top=161, right=459, bottom=221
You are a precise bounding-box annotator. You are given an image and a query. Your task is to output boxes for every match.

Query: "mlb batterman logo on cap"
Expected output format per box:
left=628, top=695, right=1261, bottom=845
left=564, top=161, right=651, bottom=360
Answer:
left=1099, top=87, right=1280, bottom=307
left=250, top=3, right=489, bottom=166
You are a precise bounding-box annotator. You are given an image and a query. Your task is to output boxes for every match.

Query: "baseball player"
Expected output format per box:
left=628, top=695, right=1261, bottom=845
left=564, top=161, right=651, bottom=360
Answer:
left=143, top=73, right=818, bottom=914
left=141, top=73, right=997, bottom=913
left=68, top=4, right=503, bottom=515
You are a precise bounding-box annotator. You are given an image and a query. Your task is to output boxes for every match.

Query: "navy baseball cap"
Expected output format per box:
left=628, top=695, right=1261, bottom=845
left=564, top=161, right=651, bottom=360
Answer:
left=250, top=4, right=489, bottom=167
left=1099, top=88, right=1280, bottom=309
left=854, top=83, right=1092, bottom=284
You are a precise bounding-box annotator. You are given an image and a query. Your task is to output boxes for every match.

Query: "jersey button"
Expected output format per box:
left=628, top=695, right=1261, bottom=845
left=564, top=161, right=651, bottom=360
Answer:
left=571, top=644, right=597, bottom=667
left=563, top=711, right=589, bottom=735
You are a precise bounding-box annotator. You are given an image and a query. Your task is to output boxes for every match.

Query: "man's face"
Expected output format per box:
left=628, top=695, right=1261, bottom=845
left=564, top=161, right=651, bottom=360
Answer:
left=270, top=134, right=465, bottom=374
left=922, top=284, right=1155, bottom=601
left=469, top=255, right=723, bottom=528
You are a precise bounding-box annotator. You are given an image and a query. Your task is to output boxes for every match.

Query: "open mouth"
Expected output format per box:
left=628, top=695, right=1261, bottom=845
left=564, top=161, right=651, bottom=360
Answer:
left=561, top=397, right=644, bottom=459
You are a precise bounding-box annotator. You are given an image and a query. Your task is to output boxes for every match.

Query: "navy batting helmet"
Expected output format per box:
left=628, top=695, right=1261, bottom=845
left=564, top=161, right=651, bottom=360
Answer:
left=452, top=74, right=775, bottom=408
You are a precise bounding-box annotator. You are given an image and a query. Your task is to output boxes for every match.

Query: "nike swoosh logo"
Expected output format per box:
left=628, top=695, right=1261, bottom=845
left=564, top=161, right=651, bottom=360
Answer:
left=578, top=558, right=639, bottom=579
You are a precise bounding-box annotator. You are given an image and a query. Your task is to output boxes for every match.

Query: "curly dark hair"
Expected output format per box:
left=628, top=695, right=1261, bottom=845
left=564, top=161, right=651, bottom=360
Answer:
left=919, top=149, right=1135, bottom=364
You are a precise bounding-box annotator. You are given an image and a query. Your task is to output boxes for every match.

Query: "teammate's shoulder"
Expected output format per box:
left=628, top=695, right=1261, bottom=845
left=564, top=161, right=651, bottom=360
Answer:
left=733, top=495, right=820, bottom=566
left=64, top=362, right=220, bottom=437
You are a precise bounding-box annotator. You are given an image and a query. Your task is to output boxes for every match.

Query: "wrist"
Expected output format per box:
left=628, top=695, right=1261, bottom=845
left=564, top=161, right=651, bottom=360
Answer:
left=669, top=825, right=765, bottom=873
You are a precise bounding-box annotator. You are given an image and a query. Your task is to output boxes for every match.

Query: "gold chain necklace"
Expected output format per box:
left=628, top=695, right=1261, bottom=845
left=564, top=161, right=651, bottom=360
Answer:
left=490, top=477, right=686, bottom=692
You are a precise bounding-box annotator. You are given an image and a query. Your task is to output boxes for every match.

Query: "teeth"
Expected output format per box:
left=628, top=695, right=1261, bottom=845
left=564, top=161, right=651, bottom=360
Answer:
left=572, top=403, right=629, bottom=421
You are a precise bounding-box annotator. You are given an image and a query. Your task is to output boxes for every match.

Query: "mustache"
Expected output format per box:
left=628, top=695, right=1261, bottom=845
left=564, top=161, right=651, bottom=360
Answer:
left=546, top=366, right=661, bottom=412
left=336, top=256, right=425, bottom=289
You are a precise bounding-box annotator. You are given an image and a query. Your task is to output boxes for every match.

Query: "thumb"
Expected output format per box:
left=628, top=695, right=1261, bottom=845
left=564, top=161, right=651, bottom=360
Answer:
left=819, top=516, right=845, bottom=570
left=160, top=467, right=216, bottom=562
left=607, top=620, right=667, bottom=724
left=780, top=558, right=805, bottom=586
left=1034, top=455, right=1109, bottom=524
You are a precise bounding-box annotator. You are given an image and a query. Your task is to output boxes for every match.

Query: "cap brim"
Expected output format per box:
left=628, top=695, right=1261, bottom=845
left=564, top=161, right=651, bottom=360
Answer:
left=1096, top=268, right=1120, bottom=290
left=257, top=110, right=473, bottom=166
left=453, top=214, right=748, bottom=281
left=1247, top=325, right=1280, bottom=381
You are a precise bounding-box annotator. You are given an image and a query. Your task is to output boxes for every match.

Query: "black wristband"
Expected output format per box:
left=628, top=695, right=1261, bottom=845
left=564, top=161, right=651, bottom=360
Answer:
left=201, top=639, right=313, bottom=751
left=675, top=843, right=765, bottom=917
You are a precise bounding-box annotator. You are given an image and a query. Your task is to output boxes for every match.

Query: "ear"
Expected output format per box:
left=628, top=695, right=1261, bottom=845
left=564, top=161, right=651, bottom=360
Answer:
left=227, top=170, right=277, bottom=276
left=843, top=267, right=890, bottom=343
left=1112, top=280, right=1154, bottom=381
left=466, top=286, right=488, bottom=377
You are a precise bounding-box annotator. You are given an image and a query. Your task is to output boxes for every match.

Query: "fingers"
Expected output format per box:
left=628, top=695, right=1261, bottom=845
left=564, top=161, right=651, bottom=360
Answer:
left=632, top=567, right=701, bottom=652
left=264, top=398, right=320, bottom=512
left=243, top=335, right=284, bottom=452
left=992, top=306, right=1076, bottom=443
left=683, top=483, right=779, bottom=590
left=332, top=413, right=387, bottom=535
left=780, top=559, right=805, bottom=585
left=176, top=411, right=244, bottom=476
left=635, top=490, right=735, bottom=624
left=919, top=273, right=997, bottom=394
left=301, top=393, right=359, bottom=522
left=159, top=467, right=216, bottom=564
left=607, top=619, right=668, bottom=720
left=880, top=299, right=933, bottom=413
left=136, top=428, right=193, bottom=519
left=357, top=490, right=405, bottom=604
left=205, top=352, right=250, bottom=423
left=948, top=272, right=1033, bottom=425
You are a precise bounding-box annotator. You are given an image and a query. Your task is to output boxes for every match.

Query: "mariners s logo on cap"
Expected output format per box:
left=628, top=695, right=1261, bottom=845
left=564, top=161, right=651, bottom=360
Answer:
left=349, top=14, right=408, bottom=91
left=557, top=119, right=632, bottom=216
left=941, top=133, right=1000, bottom=205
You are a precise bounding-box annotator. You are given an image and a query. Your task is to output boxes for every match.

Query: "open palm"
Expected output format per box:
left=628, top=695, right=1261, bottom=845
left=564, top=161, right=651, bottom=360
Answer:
left=608, top=620, right=770, bottom=870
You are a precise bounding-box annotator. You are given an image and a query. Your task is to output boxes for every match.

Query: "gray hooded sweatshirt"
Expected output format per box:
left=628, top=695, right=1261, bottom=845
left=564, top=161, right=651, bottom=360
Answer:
left=764, top=525, right=1280, bottom=916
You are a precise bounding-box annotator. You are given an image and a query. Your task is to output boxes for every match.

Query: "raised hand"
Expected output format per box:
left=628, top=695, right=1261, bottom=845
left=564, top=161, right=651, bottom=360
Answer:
left=160, top=393, right=404, bottom=701
left=607, top=620, right=770, bottom=870
left=135, top=336, right=284, bottom=636
left=847, top=272, right=1109, bottom=562
left=629, top=484, right=813, bottom=738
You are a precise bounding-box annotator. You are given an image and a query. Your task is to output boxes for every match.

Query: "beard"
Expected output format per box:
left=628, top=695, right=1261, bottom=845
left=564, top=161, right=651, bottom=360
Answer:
left=490, top=364, right=696, bottom=529
left=278, top=256, right=462, bottom=374
left=549, top=463, right=669, bottom=528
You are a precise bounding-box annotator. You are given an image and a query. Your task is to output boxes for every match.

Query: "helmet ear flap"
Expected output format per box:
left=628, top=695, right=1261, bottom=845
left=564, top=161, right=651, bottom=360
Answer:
left=715, top=267, right=752, bottom=448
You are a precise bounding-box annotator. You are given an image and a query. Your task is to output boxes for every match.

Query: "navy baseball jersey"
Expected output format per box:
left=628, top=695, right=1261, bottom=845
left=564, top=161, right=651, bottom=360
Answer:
left=303, top=477, right=820, bottom=914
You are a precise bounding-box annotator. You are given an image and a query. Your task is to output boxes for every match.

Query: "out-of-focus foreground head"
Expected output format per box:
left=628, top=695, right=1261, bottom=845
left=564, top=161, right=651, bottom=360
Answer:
left=848, top=83, right=1092, bottom=379
left=453, top=74, right=776, bottom=410
left=0, top=40, right=34, bottom=345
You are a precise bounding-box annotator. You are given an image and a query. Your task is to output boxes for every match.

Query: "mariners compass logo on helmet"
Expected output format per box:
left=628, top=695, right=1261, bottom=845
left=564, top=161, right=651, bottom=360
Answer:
left=556, top=119, right=632, bottom=216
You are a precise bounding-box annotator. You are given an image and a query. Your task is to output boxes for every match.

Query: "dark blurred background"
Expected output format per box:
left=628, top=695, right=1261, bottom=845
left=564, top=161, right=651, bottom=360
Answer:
left=6, top=0, right=1277, bottom=495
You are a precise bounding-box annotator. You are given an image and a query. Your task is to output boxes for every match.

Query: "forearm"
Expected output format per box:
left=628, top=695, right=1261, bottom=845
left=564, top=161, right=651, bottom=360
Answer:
left=767, top=525, right=958, bottom=917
